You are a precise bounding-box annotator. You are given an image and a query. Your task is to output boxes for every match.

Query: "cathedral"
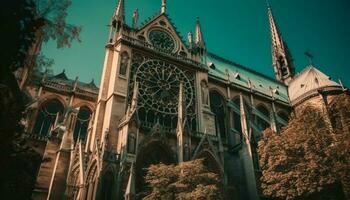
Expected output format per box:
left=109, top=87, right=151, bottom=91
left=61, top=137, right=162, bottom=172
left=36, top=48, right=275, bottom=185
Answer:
left=20, top=0, right=347, bottom=199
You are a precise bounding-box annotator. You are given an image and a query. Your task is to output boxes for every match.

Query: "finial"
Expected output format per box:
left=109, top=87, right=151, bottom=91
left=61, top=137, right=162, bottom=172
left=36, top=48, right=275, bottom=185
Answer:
left=304, top=51, right=314, bottom=65
left=161, top=0, right=166, bottom=13
left=114, top=0, right=125, bottom=22
left=266, top=0, right=271, bottom=8
left=195, top=17, right=205, bottom=48
left=187, top=32, right=193, bottom=48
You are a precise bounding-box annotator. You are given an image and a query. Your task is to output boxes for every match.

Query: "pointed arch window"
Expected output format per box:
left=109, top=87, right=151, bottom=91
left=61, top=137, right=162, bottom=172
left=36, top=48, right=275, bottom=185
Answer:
left=73, top=106, right=92, bottom=142
left=32, top=99, right=64, bottom=136
left=231, top=98, right=242, bottom=134
left=254, top=105, right=270, bottom=131
left=210, top=91, right=226, bottom=140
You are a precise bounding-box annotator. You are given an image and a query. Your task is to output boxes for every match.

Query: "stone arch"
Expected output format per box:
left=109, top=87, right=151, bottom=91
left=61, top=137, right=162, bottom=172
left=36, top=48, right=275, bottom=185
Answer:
left=38, top=93, right=67, bottom=107
left=72, top=102, right=95, bottom=112
left=85, top=159, right=99, bottom=200
left=209, top=90, right=227, bottom=140
left=32, top=98, right=65, bottom=136
left=135, top=139, right=175, bottom=194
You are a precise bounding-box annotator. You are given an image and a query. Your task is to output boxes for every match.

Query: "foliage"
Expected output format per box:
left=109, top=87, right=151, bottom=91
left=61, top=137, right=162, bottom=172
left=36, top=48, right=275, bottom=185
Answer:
left=142, top=159, right=223, bottom=200
left=258, top=94, right=350, bottom=200
left=0, top=0, right=80, bottom=199
left=34, top=0, right=81, bottom=49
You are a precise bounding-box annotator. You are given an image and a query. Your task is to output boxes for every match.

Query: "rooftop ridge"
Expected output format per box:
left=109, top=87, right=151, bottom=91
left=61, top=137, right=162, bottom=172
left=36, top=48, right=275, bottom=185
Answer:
left=207, top=52, right=286, bottom=87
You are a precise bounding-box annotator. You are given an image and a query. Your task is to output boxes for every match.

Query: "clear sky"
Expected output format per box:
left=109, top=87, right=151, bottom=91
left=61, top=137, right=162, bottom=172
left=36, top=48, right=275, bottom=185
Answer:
left=42, top=0, right=350, bottom=86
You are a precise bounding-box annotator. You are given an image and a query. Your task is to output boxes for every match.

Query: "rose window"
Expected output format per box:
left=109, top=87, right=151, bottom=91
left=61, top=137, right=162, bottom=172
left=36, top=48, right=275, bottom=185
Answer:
left=135, top=59, right=193, bottom=115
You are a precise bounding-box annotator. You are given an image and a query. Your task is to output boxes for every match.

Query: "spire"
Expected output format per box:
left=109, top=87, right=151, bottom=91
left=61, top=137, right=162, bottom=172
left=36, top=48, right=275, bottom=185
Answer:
left=268, top=5, right=283, bottom=50
left=114, top=0, right=125, bottom=23
left=267, top=3, right=295, bottom=84
left=132, top=8, right=139, bottom=29
left=195, top=17, right=205, bottom=49
left=161, top=0, right=166, bottom=14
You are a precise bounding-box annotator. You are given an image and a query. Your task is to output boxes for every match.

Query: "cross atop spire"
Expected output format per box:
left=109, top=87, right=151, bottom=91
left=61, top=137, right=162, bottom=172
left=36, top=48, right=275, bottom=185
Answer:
left=195, top=17, right=205, bottom=49
left=267, top=3, right=295, bottom=84
left=114, top=0, right=125, bottom=23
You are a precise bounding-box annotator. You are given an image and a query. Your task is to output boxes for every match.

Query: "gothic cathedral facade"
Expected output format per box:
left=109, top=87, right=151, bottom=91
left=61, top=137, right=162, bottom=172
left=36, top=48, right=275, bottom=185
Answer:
left=23, top=1, right=347, bottom=200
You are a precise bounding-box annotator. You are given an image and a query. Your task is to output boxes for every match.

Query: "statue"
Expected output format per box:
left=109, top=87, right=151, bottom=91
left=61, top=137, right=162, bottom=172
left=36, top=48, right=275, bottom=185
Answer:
left=201, top=81, right=209, bottom=106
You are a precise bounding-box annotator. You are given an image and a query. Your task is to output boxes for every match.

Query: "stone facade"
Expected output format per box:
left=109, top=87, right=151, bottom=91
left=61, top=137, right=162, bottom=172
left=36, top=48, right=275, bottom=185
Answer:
left=22, top=1, right=347, bottom=200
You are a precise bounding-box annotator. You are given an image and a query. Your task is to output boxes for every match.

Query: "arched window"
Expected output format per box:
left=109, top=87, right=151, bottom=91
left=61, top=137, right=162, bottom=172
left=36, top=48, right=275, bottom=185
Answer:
left=32, top=99, right=64, bottom=136
left=127, top=133, right=136, bottom=154
left=231, top=98, right=242, bottom=133
left=278, top=56, right=288, bottom=76
left=254, top=105, right=270, bottom=131
left=210, top=91, right=226, bottom=140
left=73, top=106, right=92, bottom=142
left=119, top=52, right=129, bottom=76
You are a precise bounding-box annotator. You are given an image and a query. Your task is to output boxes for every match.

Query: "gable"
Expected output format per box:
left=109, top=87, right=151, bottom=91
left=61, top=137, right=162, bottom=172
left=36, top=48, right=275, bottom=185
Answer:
left=136, top=13, right=189, bottom=56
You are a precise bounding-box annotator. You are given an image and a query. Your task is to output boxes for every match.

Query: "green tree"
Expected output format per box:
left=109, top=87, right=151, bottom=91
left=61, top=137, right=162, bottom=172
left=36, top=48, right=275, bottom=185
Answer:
left=258, top=94, right=350, bottom=200
left=142, top=159, right=223, bottom=200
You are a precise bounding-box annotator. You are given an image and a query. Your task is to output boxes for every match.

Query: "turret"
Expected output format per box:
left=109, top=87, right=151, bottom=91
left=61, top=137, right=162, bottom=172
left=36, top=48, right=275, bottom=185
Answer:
left=108, top=0, right=125, bottom=43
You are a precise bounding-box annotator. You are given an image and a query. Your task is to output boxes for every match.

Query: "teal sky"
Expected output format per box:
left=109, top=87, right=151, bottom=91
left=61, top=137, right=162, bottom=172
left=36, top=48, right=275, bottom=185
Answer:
left=42, top=0, right=350, bottom=86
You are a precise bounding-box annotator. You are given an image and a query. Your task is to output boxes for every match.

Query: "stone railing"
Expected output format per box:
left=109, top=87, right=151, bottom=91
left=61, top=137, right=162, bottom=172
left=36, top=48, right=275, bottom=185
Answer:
left=42, top=80, right=98, bottom=99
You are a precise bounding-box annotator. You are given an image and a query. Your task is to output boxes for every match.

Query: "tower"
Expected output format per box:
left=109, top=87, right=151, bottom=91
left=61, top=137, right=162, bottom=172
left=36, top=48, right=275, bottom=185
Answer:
left=268, top=3, right=295, bottom=84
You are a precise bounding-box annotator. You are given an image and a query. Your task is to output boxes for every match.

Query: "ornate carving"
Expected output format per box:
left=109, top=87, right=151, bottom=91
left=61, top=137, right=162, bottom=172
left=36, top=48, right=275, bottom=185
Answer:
left=148, top=29, right=175, bottom=53
left=129, top=52, right=197, bottom=132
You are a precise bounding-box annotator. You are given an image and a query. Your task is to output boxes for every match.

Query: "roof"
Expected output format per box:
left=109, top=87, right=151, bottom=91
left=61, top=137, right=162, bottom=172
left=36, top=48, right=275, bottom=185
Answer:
left=32, top=70, right=99, bottom=99
left=288, top=65, right=342, bottom=104
left=207, top=52, right=289, bottom=103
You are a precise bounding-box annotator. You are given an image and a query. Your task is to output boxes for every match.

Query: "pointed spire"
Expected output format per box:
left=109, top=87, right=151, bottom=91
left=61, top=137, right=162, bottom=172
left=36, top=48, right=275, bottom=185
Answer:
left=114, top=0, right=125, bottom=23
left=267, top=5, right=283, bottom=50
left=195, top=17, right=205, bottom=49
left=125, top=162, right=136, bottom=200
left=267, top=3, right=295, bottom=84
left=132, top=9, right=139, bottom=29
left=161, top=0, right=166, bottom=14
